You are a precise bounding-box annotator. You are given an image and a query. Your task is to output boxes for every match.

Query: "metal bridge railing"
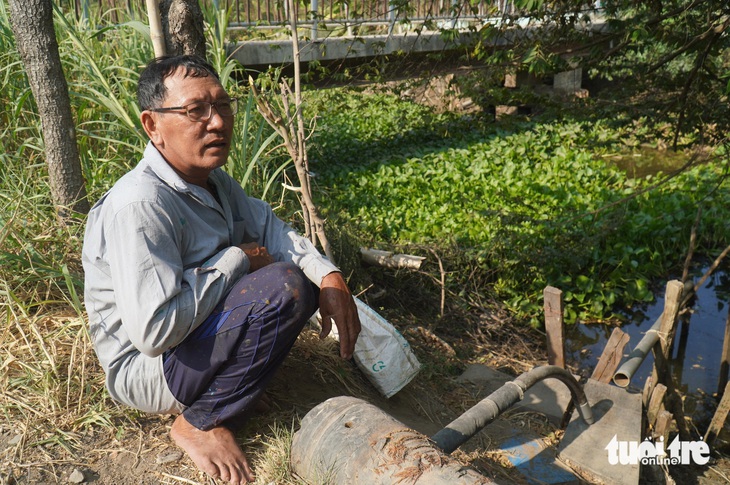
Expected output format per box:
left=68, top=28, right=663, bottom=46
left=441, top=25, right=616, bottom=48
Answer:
left=217, top=0, right=514, bottom=34
left=62, top=0, right=515, bottom=38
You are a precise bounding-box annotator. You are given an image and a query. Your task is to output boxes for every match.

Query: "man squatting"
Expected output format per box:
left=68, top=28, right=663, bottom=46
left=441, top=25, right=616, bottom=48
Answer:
left=82, top=55, right=361, bottom=484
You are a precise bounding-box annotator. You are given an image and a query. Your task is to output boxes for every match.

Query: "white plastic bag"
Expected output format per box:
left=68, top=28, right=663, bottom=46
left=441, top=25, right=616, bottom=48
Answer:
left=311, top=297, right=421, bottom=398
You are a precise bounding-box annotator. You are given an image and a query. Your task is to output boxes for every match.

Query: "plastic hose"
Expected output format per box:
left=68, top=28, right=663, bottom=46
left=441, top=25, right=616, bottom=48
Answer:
left=431, top=365, right=594, bottom=453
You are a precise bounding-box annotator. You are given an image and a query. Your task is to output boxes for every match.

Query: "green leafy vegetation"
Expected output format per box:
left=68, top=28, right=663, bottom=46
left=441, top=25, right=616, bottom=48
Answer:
left=305, top=87, right=730, bottom=325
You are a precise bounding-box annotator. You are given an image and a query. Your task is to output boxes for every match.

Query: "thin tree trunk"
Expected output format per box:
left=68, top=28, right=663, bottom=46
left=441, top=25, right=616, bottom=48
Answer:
left=146, top=0, right=167, bottom=57
left=8, top=0, right=89, bottom=218
left=250, top=0, right=335, bottom=263
left=285, top=0, right=333, bottom=262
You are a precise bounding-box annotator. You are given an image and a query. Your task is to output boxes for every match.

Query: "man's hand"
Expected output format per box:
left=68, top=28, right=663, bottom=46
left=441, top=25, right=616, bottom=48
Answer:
left=319, top=272, right=361, bottom=360
left=238, top=242, right=274, bottom=272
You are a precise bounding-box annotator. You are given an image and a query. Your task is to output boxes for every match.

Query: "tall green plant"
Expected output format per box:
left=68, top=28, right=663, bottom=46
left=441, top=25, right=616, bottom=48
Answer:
left=52, top=5, right=152, bottom=195
left=0, top=3, right=86, bottom=311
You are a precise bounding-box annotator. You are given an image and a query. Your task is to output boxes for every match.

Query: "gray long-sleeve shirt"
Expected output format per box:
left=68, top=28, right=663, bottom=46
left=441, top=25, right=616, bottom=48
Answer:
left=82, top=142, right=338, bottom=413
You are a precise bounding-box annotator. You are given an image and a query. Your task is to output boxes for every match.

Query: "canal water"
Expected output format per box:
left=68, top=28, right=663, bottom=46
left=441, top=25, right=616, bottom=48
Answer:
left=565, top=265, right=730, bottom=451
left=566, top=264, right=730, bottom=403
left=565, top=149, right=730, bottom=435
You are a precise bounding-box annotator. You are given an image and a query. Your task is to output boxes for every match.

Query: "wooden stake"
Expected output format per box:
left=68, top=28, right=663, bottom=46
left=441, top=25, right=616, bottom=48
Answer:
left=591, top=327, right=630, bottom=384
left=642, top=374, right=653, bottom=408
left=646, top=383, right=667, bottom=428
left=650, top=280, right=691, bottom=441
left=706, top=381, right=730, bottom=445
left=653, top=410, right=673, bottom=443
left=647, top=280, right=684, bottom=397
left=544, top=286, right=565, bottom=368
left=657, top=280, right=684, bottom=358
left=718, top=309, right=730, bottom=398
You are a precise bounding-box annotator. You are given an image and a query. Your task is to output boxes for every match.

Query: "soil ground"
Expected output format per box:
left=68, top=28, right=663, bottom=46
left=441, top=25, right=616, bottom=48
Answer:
left=0, top=306, right=562, bottom=485
left=4, top=300, right=730, bottom=484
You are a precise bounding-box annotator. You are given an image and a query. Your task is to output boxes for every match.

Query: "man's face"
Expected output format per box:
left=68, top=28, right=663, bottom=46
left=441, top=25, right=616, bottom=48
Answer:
left=141, top=68, right=234, bottom=185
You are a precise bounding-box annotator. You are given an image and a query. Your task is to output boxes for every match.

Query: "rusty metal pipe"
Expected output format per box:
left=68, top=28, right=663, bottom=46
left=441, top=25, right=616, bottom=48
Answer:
left=291, top=396, right=494, bottom=484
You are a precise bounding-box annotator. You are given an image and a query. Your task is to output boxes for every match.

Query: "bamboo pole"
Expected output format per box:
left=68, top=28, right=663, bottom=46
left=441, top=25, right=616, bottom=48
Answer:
left=360, top=248, right=425, bottom=269
left=145, top=0, right=166, bottom=58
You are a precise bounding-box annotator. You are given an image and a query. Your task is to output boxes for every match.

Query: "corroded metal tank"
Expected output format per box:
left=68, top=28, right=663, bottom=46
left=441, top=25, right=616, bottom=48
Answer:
left=291, top=366, right=593, bottom=484
left=290, top=396, right=494, bottom=484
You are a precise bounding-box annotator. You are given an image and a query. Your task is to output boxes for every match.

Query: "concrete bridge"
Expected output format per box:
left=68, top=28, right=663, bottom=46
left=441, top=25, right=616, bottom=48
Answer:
left=75, top=0, right=604, bottom=91
left=228, top=13, right=605, bottom=99
left=229, top=30, right=474, bottom=66
left=217, top=0, right=605, bottom=84
left=221, top=0, right=516, bottom=66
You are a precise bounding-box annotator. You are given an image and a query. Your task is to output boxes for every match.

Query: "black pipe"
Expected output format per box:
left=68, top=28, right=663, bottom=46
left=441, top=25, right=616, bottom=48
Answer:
left=430, top=365, right=594, bottom=454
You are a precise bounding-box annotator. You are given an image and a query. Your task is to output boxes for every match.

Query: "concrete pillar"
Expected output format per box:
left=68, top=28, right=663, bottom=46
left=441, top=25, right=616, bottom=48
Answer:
left=554, top=67, right=583, bottom=95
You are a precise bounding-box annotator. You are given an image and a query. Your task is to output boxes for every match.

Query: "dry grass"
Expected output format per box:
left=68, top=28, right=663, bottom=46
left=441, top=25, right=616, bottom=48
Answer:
left=0, top=319, right=401, bottom=483
left=0, top=224, right=554, bottom=484
left=1, top=311, right=119, bottom=481
left=0, top=302, right=549, bottom=484
left=2, top=313, right=111, bottom=436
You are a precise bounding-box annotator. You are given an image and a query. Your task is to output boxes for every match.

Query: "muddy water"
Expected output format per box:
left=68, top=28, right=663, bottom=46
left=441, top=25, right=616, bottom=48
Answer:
left=566, top=265, right=730, bottom=402
left=603, top=145, right=690, bottom=179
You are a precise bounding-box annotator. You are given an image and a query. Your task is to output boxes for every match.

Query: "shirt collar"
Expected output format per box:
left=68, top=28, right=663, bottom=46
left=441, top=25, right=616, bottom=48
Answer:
left=142, top=141, right=225, bottom=210
left=143, top=141, right=191, bottom=193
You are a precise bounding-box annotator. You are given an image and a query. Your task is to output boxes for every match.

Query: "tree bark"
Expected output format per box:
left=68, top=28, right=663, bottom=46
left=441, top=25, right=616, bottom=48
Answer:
left=8, top=0, right=89, bottom=218
left=160, top=0, right=206, bottom=58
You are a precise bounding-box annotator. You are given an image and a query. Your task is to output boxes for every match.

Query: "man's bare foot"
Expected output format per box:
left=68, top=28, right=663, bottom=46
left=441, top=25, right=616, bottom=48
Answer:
left=171, top=414, right=255, bottom=484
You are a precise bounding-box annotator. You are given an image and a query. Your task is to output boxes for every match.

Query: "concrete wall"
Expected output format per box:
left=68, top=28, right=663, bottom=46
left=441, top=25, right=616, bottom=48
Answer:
left=229, top=32, right=474, bottom=67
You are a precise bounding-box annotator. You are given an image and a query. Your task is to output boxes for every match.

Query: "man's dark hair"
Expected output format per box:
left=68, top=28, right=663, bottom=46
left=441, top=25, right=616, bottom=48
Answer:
left=137, top=55, right=220, bottom=111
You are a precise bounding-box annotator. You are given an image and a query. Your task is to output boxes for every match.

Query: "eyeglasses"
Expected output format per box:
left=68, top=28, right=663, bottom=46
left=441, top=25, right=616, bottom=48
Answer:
left=149, top=98, right=238, bottom=122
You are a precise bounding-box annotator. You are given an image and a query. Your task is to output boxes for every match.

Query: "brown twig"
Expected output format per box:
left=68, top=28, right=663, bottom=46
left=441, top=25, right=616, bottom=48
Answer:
left=244, top=0, right=335, bottom=263
left=681, top=206, right=702, bottom=284
left=671, top=20, right=728, bottom=150
left=693, top=244, right=730, bottom=296
left=248, top=78, right=335, bottom=262
left=424, top=247, right=446, bottom=318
